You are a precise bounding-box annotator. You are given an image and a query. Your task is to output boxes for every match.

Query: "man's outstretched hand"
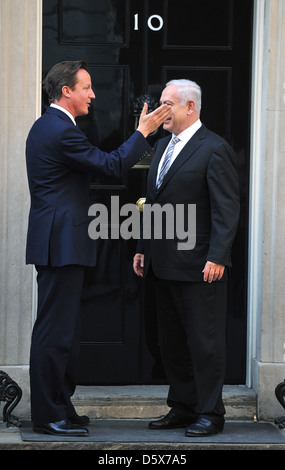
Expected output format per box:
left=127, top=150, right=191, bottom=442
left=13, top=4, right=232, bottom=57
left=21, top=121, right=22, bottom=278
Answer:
left=137, top=103, right=170, bottom=137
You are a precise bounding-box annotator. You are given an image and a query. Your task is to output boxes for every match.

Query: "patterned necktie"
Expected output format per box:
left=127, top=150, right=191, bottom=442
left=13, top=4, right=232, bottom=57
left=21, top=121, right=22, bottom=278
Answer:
left=156, top=136, right=180, bottom=190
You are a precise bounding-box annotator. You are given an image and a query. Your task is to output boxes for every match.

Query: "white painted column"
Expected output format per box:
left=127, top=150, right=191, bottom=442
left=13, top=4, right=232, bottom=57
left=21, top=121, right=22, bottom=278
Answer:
left=249, top=0, right=285, bottom=419
left=0, top=0, right=42, bottom=417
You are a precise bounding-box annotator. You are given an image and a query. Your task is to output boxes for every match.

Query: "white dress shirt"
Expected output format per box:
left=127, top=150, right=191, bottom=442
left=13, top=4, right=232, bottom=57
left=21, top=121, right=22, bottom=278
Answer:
left=156, top=119, right=202, bottom=185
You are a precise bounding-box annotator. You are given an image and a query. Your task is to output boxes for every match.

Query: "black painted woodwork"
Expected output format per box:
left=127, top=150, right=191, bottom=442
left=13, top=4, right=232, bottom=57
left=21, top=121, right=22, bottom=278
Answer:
left=42, top=0, right=253, bottom=384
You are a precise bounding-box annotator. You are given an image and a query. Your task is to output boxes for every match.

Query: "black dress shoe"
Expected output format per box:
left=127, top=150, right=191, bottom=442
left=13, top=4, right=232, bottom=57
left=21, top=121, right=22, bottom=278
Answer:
left=33, top=419, right=89, bottom=436
left=149, top=410, right=190, bottom=429
left=69, top=414, right=90, bottom=425
left=185, top=417, right=223, bottom=437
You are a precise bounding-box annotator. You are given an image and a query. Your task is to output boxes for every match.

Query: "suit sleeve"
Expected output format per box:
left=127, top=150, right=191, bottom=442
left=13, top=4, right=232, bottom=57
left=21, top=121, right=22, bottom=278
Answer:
left=60, top=126, right=151, bottom=178
left=206, top=142, right=240, bottom=266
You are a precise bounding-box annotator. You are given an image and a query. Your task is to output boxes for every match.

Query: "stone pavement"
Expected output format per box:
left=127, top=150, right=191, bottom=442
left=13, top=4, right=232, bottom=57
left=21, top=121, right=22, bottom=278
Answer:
left=1, top=418, right=285, bottom=451
left=1, top=384, right=285, bottom=452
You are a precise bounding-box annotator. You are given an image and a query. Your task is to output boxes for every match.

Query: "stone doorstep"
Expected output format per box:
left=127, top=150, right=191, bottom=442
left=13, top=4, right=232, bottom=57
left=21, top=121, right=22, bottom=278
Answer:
left=71, top=384, right=257, bottom=421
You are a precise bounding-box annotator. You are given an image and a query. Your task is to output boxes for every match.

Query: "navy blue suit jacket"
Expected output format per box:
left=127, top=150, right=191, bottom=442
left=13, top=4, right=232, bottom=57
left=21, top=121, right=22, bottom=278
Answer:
left=26, top=106, right=150, bottom=267
left=138, top=124, right=240, bottom=282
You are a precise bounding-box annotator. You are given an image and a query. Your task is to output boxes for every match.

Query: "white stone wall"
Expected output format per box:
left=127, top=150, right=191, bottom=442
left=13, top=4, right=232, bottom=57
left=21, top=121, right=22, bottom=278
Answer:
left=250, top=0, right=285, bottom=419
left=0, top=0, right=42, bottom=417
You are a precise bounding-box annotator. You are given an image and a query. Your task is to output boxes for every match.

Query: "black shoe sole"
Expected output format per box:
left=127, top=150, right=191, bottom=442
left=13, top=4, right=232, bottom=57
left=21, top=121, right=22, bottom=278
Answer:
left=33, top=426, right=88, bottom=436
left=149, top=423, right=189, bottom=430
left=185, top=428, right=222, bottom=437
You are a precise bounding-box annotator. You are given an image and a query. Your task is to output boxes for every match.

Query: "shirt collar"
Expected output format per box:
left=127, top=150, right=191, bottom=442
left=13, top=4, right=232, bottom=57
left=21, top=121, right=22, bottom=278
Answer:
left=50, top=103, right=76, bottom=126
left=173, top=119, right=202, bottom=142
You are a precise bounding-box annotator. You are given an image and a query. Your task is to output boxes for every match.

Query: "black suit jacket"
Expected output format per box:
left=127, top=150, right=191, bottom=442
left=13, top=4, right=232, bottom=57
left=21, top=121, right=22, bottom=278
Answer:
left=138, top=124, right=240, bottom=282
left=26, top=106, right=150, bottom=267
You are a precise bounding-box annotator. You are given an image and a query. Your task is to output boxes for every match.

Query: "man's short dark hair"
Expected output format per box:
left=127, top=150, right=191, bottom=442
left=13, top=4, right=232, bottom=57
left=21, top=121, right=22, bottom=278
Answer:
left=43, top=60, right=88, bottom=103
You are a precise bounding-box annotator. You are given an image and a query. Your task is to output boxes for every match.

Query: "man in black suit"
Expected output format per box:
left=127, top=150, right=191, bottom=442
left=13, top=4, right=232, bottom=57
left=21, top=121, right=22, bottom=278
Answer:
left=133, top=79, right=240, bottom=437
left=26, top=60, right=170, bottom=436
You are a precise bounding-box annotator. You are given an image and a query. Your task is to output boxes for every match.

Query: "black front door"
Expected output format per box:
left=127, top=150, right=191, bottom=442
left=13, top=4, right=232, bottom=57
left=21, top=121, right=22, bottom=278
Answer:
left=42, top=0, right=253, bottom=384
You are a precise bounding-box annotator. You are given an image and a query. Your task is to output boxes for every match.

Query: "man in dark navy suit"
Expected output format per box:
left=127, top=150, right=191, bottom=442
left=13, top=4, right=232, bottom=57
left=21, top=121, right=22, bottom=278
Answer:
left=26, top=60, right=170, bottom=436
left=134, top=79, right=240, bottom=437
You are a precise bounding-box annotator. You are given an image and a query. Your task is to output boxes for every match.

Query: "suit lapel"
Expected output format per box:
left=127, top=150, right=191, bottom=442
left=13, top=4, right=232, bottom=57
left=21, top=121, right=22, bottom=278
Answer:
left=155, top=125, right=207, bottom=195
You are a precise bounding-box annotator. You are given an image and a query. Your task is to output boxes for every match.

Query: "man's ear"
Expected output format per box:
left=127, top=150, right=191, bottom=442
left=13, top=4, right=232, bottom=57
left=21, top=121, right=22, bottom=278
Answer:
left=187, top=100, right=195, bottom=115
left=62, top=85, right=71, bottom=98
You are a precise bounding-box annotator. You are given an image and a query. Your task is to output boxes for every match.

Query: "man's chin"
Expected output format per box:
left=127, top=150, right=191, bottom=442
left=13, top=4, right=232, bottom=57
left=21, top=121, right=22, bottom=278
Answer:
left=163, top=122, right=172, bottom=132
left=77, top=110, right=89, bottom=117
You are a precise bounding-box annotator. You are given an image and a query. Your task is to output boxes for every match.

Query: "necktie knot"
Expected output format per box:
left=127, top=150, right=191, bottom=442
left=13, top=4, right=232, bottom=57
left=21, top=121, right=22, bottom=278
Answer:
left=171, top=136, right=180, bottom=145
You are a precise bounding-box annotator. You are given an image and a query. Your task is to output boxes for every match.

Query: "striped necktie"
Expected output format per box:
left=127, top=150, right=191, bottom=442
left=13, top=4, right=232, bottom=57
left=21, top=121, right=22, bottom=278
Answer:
left=156, top=136, right=180, bottom=190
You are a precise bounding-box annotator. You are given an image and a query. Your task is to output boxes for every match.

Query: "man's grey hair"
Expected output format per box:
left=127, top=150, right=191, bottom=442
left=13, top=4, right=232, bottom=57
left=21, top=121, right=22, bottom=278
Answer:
left=166, top=79, right=202, bottom=114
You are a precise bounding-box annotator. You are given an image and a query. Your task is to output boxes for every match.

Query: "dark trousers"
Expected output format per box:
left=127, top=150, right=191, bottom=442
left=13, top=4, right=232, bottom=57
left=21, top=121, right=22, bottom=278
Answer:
left=29, top=265, right=85, bottom=423
left=154, top=277, right=228, bottom=426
